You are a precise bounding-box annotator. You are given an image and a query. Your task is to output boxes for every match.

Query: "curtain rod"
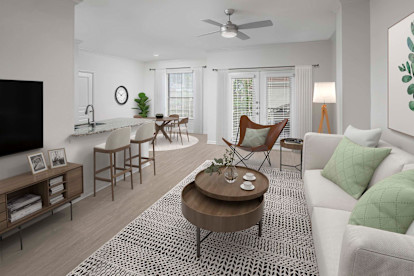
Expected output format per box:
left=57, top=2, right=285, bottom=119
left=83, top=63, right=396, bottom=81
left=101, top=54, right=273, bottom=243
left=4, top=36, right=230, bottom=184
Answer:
left=149, top=66, right=207, bottom=71
left=211, top=64, right=319, bottom=71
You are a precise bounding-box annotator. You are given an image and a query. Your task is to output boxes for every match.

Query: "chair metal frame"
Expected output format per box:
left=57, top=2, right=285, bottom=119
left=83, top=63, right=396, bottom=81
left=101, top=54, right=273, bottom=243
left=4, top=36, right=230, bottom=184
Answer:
left=222, top=116, right=288, bottom=171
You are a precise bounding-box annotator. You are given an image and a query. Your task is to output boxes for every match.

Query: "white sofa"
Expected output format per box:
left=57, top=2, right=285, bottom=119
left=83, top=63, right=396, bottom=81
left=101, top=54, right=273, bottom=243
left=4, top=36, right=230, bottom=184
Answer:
left=303, top=133, right=414, bottom=276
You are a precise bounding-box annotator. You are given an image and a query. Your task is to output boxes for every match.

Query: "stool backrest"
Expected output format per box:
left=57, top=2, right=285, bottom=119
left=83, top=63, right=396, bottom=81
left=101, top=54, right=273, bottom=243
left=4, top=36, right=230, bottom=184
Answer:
left=105, top=127, right=131, bottom=150
left=134, top=122, right=155, bottom=141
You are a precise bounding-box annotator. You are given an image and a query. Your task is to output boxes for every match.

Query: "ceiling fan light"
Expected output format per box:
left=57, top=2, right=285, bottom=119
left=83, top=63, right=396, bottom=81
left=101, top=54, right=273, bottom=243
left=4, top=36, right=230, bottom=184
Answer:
left=221, top=30, right=237, bottom=38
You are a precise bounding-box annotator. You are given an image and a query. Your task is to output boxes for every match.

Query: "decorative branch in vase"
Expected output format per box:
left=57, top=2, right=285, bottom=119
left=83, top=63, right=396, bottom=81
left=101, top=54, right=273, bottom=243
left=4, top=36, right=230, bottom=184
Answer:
left=205, top=149, right=239, bottom=183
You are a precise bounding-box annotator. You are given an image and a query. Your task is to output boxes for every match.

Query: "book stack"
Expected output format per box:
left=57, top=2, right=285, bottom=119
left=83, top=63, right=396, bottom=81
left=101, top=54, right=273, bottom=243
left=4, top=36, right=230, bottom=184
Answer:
left=8, top=194, right=42, bottom=223
left=50, top=184, right=64, bottom=195
left=49, top=175, right=63, bottom=186
left=49, top=175, right=65, bottom=205
left=284, top=138, right=303, bottom=145
left=50, top=195, right=64, bottom=205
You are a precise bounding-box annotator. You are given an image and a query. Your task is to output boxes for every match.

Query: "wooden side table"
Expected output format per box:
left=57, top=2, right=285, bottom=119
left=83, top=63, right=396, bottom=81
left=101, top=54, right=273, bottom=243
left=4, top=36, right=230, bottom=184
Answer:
left=280, top=138, right=303, bottom=176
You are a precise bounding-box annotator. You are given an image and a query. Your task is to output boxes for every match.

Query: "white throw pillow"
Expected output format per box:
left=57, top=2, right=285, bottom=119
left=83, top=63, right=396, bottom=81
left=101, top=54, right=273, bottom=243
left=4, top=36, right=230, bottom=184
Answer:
left=344, top=125, right=382, bottom=147
left=406, top=221, right=414, bottom=235
left=402, top=164, right=414, bottom=172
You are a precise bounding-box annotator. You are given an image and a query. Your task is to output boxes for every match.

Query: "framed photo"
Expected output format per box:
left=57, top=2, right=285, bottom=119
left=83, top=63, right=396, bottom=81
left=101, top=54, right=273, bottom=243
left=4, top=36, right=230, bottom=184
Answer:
left=388, top=11, right=414, bottom=136
left=27, top=152, right=48, bottom=174
left=48, top=148, right=67, bottom=168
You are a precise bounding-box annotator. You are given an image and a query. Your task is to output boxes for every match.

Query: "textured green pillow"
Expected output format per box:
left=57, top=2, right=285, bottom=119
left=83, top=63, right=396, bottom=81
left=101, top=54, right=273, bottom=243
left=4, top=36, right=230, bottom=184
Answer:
left=240, top=127, right=270, bottom=148
left=349, top=170, right=414, bottom=234
left=321, top=137, right=391, bottom=199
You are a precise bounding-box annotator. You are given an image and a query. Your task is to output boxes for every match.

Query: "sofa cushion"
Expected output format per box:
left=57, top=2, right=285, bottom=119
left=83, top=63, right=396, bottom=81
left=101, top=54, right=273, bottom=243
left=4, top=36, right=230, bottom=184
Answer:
left=344, top=125, right=382, bottom=147
left=312, top=207, right=351, bottom=276
left=304, top=170, right=357, bottom=215
left=369, top=145, right=414, bottom=188
left=321, top=137, right=391, bottom=199
left=349, top=170, right=414, bottom=234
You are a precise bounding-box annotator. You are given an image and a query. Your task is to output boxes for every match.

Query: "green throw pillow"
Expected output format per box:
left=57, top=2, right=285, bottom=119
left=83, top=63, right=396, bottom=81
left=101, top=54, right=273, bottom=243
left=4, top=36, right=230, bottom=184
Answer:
left=321, top=137, right=391, bottom=199
left=240, top=127, right=270, bottom=148
left=349, top=170, right=414, bottom=234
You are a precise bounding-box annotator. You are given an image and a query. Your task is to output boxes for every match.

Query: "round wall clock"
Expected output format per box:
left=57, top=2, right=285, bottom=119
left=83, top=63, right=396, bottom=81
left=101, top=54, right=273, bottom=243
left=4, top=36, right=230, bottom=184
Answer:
left=115, top=86, right=129, bottom=105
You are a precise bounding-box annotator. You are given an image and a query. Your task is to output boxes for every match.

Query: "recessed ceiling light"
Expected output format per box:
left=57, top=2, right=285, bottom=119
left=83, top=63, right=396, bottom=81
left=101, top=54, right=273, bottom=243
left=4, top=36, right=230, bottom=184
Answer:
left=153, top=54, right=159, bottom=57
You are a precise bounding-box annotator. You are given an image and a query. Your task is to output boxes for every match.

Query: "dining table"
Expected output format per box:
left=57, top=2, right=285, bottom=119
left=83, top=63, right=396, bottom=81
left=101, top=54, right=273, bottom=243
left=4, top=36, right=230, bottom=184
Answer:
left=147, top=116, right=179, bottom=143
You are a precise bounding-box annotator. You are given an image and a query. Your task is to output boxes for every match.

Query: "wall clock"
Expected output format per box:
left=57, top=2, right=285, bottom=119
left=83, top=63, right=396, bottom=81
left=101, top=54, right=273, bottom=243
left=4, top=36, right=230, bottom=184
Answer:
left=115, top=86, right=129, bottom=105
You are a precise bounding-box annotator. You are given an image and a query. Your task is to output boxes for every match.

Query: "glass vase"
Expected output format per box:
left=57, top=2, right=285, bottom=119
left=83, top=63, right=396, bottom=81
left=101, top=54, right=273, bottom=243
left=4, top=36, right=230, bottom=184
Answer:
left=224, top=165, right=238, bottom=183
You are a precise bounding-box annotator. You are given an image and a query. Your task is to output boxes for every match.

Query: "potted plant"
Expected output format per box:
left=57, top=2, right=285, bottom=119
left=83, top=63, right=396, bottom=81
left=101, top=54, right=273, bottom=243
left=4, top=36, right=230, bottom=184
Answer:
left=133, top=92, right=150, bottom=117
left=205, top=149, right=238, bottom=183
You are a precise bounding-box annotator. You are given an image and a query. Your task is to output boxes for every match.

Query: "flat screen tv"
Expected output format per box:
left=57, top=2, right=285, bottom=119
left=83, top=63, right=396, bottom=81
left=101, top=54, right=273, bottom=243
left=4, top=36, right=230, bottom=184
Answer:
left=0, top=79, right=43, bottom=157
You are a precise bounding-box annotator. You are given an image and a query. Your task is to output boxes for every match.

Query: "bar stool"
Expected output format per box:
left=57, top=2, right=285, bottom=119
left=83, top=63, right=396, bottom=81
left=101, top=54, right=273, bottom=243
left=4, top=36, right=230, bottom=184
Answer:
left=125, top=122, right=156, bottom=184
left=94, top=127, right=133, bottom=201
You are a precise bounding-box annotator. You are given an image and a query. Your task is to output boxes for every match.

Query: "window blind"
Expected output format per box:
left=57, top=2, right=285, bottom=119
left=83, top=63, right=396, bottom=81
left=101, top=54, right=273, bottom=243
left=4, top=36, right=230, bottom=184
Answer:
left=168, top=72, right=194, bottom=118
left=265, top=76, right=292, bottom=142
left=231, top=77, right=256, bottom=142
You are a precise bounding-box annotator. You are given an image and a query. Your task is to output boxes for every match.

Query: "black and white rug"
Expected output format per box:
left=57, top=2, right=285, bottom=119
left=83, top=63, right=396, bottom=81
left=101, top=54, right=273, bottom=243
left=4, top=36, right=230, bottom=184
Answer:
left=69, top=161, right=318, bottom=276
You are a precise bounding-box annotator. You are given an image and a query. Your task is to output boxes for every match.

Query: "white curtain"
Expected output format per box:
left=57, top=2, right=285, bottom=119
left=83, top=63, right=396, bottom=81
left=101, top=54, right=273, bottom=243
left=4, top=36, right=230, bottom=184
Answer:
left=154, top=69, right=167, bottom=115
left=216, top=70, right=229, bottom=145
left=192, top=67, right=203, bottom=134
left=291, top=65, right=313, bottom=138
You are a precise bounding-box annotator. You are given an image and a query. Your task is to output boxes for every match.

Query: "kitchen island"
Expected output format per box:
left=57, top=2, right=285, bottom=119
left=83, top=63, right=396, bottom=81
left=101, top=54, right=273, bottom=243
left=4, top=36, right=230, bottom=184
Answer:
left=72, top=117, right=154, bottom=137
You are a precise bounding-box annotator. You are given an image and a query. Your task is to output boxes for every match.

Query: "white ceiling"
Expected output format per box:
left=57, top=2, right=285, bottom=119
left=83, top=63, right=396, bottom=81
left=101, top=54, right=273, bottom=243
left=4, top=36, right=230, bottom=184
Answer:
left=75, top=0, right=339, bottom=62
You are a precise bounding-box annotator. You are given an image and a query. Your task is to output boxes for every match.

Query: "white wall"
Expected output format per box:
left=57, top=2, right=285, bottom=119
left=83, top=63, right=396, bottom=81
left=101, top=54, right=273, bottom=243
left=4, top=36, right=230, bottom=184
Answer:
left=143, top=42, right=334, bottom=143
left=0, top=0, right=75, bottom=178
left=339, top=0, right=371, bottom=132
left=77, top=50, right=145, bottom=121
left=0, top=0, right=148, bottom=203
left=370, top=0, right=414, bottom=154
left=205, top=41, right=335, bottom=143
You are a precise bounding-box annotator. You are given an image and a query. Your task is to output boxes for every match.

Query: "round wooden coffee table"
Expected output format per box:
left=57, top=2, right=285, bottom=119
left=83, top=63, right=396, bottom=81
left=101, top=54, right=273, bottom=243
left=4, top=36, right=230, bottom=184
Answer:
left=181, top=167, right=269, bottom=257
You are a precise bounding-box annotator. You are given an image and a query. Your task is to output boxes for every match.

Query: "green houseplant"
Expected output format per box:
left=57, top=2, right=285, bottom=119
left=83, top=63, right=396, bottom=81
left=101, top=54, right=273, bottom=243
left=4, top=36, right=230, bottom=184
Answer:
left=133, top=92, right=150, bottom=117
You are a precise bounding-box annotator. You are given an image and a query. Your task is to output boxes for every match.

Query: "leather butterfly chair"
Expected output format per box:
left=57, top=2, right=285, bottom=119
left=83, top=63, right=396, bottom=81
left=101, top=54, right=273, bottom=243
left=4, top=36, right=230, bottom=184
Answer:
left=222, top=115, right=288, bottom=171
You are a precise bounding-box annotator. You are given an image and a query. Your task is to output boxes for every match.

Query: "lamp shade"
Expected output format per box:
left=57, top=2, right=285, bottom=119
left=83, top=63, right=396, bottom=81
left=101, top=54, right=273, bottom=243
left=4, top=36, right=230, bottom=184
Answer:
left=313, top=82, right=336, bottom=103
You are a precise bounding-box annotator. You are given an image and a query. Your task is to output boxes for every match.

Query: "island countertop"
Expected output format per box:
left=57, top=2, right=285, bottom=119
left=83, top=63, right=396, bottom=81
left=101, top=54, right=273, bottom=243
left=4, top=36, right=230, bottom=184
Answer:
left=72, top=117, right=154, bottom=137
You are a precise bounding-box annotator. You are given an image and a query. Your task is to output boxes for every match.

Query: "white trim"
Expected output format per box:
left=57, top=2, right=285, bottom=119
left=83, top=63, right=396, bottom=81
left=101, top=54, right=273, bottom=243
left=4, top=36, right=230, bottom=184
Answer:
left=207, top=140, right=217, bottom=145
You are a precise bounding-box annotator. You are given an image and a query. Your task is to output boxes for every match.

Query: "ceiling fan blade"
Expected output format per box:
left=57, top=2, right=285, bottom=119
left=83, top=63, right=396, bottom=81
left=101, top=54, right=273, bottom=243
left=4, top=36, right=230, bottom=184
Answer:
left=238, top=20, right=273, bottom=30
left=197, top=30, right=221, bottom=37
left=236, top=31, right=250, bottom=40
left=201, top=19, right=223, bottom=27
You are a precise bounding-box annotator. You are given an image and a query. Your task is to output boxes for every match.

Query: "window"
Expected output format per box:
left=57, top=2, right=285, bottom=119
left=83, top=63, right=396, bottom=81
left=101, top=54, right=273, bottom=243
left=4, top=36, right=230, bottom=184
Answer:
left=229, top=71, right=293, bottom=145
left=265, top=76, right=292, bottom=141
left=168, top=72, right=193, bottom=118
left=231, top=76, right=257, bottom=142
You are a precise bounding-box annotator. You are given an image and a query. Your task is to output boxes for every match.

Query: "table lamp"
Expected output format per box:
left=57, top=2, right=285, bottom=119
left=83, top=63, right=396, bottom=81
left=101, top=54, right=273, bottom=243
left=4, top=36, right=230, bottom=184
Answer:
left=313, top=82, right=336, bottom=134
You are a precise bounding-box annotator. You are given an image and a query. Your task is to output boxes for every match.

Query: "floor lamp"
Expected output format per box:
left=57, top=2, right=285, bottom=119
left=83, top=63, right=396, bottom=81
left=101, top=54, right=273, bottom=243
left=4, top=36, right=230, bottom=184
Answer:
left=313, top=82, right=336, bottom=134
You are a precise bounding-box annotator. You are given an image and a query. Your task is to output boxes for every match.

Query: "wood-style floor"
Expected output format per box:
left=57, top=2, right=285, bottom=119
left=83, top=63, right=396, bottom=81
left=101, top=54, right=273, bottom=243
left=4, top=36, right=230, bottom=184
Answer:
left=0, top=134, right=299, bottom=276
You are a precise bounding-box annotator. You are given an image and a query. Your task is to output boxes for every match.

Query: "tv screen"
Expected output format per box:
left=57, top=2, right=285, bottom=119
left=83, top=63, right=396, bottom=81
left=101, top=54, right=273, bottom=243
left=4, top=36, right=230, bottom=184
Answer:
left=0, top=80, right=43, bottom=157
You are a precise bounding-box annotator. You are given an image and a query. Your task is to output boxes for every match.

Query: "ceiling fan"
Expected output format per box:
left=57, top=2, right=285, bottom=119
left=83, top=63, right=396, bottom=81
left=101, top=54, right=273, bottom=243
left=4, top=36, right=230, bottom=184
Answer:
left=199, top=9, right=273, bottom=40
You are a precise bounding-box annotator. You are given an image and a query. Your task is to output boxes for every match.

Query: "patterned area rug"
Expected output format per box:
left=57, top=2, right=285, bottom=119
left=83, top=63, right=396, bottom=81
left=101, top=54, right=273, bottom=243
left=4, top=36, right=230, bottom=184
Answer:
left=69, top=161, right=318, bottom=276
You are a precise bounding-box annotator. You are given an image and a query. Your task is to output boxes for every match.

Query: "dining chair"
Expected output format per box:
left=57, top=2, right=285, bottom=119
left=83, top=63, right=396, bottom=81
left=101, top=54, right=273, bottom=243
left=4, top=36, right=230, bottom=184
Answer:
left=172, top=117, right=189, bottom=145
left=167, top=114, right=179, bottom=136
left=125, top=122, right=156, bottom=184
left=93, top=127, right=133, bottom=201
left=222, top=115, right=288, bottom=171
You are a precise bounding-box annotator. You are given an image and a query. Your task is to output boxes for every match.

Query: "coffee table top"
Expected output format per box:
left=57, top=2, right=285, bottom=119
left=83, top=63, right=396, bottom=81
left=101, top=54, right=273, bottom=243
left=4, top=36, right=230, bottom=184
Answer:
left=194, top=166, right=269, bottom=201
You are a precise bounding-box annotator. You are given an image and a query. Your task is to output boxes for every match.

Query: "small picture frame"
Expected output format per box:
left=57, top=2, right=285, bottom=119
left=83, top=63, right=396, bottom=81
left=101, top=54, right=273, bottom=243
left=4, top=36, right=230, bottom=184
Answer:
left=27, top=152, right=48, bottom=174
left=48, top=148, right=67, bottom=168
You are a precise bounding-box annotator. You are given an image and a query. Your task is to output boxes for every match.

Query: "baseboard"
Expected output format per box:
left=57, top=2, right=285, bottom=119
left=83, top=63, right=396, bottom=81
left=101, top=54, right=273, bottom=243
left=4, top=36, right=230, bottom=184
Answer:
left=207, top=140, right=216, bottom=145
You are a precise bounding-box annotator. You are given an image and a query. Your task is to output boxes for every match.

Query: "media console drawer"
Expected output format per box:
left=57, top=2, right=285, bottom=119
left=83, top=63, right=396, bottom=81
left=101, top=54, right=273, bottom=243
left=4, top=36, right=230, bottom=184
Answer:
left=0, top=194, right=5, bottom=203
left=0, top=211, right=6, bottom=222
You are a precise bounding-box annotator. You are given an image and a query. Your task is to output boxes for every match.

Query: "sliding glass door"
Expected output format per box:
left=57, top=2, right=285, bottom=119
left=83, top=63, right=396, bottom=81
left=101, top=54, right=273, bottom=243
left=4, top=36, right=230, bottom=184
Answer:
left=229, top=70, right=294, bottom=144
